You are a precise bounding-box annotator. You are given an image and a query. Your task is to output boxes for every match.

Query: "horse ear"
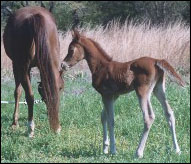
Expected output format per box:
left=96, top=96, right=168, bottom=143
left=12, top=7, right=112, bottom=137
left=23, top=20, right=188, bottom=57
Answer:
left=71, top=29, right=80, bottom=41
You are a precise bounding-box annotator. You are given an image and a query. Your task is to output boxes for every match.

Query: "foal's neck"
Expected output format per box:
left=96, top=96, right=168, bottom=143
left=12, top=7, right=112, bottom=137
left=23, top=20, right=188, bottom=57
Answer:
left=81, top=38, right=112, bottom=74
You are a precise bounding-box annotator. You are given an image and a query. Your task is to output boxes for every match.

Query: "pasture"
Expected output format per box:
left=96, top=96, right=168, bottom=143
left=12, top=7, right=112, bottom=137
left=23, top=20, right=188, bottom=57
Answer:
left=1, top=73, right=190, bottom=163
left=1, top=18, right=190, bottom=163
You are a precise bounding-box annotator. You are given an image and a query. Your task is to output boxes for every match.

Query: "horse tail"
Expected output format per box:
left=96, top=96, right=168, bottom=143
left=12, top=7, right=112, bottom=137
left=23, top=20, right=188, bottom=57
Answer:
left=28, top=14, right=60, bottom=131
left=156, top=59, right=185, bottom=87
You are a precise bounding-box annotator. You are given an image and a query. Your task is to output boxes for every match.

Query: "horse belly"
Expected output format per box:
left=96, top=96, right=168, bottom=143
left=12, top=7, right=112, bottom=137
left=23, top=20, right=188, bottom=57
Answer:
left=100, top=80, right=133, bottom=95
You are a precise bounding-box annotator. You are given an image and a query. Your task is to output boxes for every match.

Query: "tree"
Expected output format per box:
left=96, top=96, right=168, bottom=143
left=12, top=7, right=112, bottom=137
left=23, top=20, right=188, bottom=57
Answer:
left=1, top=1, right=190, bottom=31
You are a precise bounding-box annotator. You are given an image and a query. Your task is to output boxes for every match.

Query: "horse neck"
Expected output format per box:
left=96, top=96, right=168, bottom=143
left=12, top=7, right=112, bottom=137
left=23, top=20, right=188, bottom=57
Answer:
left=81, top=38, right=111, bottom=74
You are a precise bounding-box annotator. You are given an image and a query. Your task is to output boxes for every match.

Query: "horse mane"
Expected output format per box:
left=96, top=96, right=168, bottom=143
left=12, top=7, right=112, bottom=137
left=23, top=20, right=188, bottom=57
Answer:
left=88, top=38, right=112, bottom=62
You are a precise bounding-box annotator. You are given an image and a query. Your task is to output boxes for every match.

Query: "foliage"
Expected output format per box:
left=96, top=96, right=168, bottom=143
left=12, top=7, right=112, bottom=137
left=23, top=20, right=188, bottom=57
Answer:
left=1, top=1, right=190, bottom=30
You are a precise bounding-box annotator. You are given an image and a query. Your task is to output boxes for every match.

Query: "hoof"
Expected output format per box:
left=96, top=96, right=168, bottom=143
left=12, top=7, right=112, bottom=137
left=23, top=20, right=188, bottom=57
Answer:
left=28, top=132, right=35, bottom=138
left=56, top=125, right=62, bottom=134
left=176, top=148, right=181, bottom=155
left=136, top=151, right=143, bottom=158
left=103, top=148, right=109, bottom=154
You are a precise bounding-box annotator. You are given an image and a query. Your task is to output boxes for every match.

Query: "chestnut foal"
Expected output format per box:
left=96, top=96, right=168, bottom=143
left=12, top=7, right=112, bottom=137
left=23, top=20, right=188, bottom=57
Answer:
left=61, top=30, right=184, bottom=158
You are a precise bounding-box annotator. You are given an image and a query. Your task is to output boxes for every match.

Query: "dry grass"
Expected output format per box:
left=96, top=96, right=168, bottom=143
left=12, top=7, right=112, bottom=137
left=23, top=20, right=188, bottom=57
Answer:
left=1, top=19, right=190, bottom=77
left=59, top=20, right=190, bottom=74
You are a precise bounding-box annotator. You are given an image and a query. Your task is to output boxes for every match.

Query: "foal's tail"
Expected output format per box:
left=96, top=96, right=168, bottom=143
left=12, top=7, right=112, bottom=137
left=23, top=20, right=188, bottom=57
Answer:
left=156, top=59, right=185, bottom=87
left=28, top=14, right=60, bottom=131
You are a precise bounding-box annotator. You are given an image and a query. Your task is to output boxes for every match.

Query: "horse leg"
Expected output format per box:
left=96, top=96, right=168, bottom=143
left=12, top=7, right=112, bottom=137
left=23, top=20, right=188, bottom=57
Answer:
left=136, top=86, right=155, bottom=158
left=101, top=96, right=118, bottom=154
left=102, top=95, right=116, bottom=154
left=21, top=70, right=35, bottom=138
left=154, top=79, right=181, bottom=154
left=101, top=108, right=109, bottom=154
left=101, top=95, right=118, bottom=154
left=12, top=65, right=22, bottom=128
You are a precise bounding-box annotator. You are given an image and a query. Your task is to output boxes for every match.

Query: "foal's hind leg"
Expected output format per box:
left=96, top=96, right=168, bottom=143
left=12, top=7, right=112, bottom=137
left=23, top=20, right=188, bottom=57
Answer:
left=21, top=70, right=35, bottom=138
left=136, top=86, right=155, bottom=158
left=12, top=65, right=22, bottom=128
left=154, top=79, right=181, bottom=154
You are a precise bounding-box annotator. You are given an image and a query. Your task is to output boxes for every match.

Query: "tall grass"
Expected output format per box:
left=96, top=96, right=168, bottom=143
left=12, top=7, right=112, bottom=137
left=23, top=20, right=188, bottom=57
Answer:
left=59, top=19, right=190, bottom=74
left=1, top=19, right=190, bottom=77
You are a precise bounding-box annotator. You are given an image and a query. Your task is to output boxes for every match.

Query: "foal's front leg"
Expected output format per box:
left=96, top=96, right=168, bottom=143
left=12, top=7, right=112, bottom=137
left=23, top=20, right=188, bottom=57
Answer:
left=101, top=109, right=109, bottom=154
left=102, top=96, right=116, bottom=154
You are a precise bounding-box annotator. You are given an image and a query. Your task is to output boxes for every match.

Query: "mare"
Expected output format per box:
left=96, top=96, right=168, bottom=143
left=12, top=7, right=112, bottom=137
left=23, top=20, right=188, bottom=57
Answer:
left=3, top=6, right=64, bottom=137
left=61, top=29, right=185, bottom=158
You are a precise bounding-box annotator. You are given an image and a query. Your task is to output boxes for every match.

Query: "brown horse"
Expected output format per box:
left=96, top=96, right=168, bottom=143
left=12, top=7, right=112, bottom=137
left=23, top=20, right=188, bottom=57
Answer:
left=3, top=6, right=64, bottom=137
left=61, top=29, right=185, bottom=158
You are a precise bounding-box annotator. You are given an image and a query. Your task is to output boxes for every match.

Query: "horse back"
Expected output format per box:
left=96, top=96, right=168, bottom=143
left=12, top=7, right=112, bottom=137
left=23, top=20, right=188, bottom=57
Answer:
left=3, top=6, right=59, bottom=67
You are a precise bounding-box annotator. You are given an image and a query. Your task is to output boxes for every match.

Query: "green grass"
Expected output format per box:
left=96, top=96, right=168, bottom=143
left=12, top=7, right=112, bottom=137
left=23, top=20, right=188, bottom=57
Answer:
left=1, top=75, right=190, bottom=163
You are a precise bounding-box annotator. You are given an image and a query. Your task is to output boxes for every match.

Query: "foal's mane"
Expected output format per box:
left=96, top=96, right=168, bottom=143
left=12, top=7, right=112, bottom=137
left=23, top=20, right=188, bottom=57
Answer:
left=88, top=38, right=112, bottom=62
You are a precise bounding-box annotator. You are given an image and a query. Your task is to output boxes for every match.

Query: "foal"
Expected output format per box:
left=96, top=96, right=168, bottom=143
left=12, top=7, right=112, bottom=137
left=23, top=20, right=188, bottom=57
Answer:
left=61, top=30, right=185, bottom=158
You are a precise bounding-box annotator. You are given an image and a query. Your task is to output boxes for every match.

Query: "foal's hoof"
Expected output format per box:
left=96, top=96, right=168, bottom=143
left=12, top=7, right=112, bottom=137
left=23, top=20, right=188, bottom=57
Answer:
left=103, top=149, right=109, bottom=155
left=136, top=151, right=143, bottom=159
left=176, top=149, right=181, bottom=155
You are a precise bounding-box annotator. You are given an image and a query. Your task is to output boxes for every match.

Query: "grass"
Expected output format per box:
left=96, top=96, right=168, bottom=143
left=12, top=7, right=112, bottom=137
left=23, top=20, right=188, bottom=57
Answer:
left=1, top=74, right=190, bottom=163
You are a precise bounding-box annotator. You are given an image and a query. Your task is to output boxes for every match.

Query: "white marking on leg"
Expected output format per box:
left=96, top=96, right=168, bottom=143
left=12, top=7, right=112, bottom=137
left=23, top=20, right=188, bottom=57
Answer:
left=56, top=125, right=62, bottom=134
left=136, top=83, right=156, bottom=158
left=28, top=120, right=35, bottom=138
left=103, top=96, right=116, bottom=154
left=165, top=103, right=181, bottom=154
left=154, top=80, right=181, bottom=155
left=136, top=97, right=153, bottom=158
left=106, top=99, right=116, bottom=154
left=101, top=109, right=109, bottom=154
